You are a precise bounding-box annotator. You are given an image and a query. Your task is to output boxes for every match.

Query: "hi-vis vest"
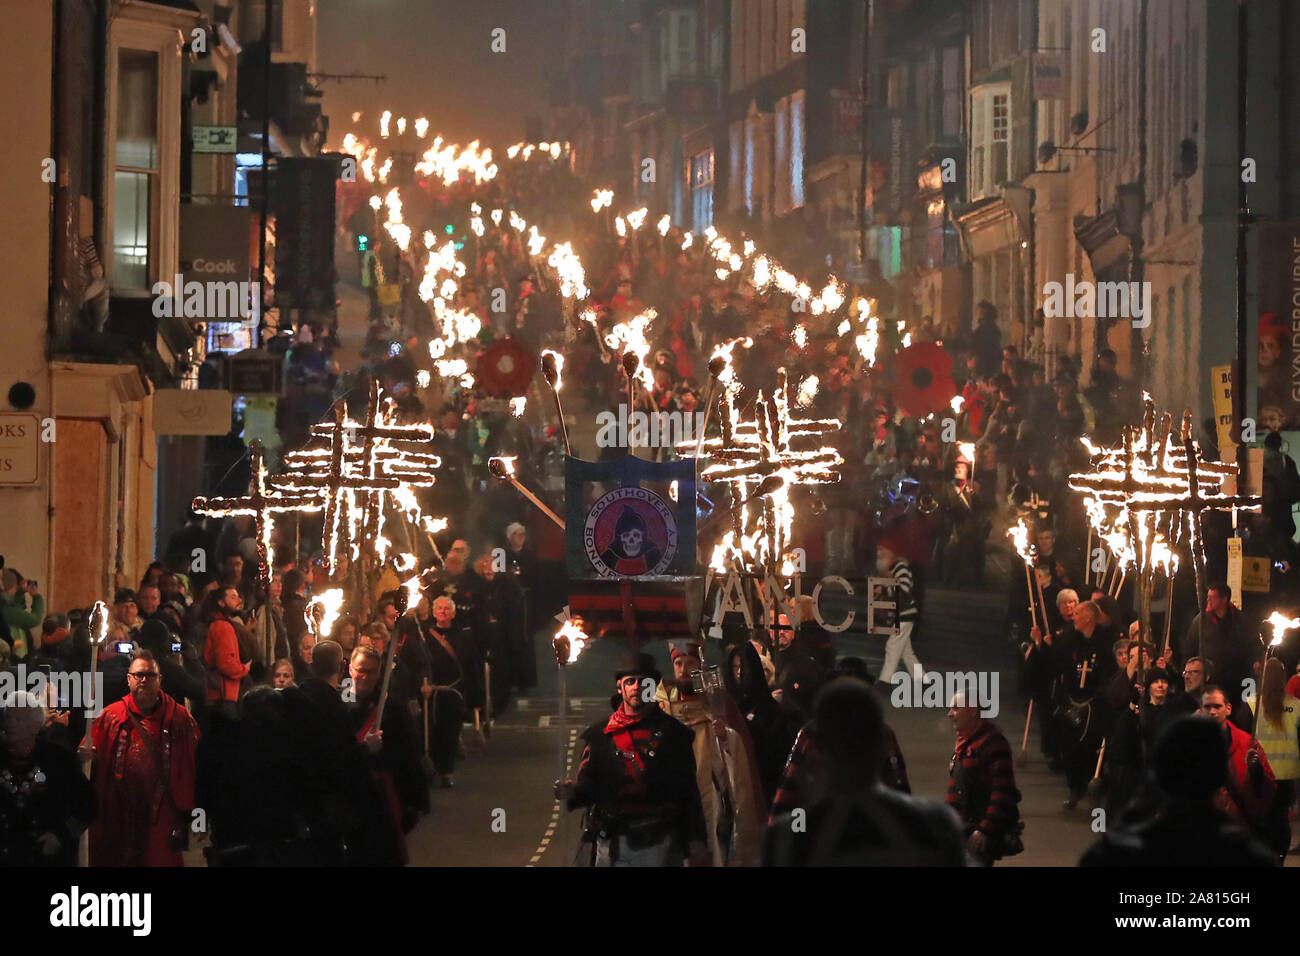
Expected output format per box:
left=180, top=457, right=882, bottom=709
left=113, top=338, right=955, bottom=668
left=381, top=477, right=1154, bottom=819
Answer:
left=1251, top=696, right=1300, bottom=780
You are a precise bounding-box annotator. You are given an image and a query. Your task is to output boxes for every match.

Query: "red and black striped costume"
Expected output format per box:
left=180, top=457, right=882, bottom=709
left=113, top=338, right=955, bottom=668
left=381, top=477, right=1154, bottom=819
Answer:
left=945, top=719, right=1021, bottom=845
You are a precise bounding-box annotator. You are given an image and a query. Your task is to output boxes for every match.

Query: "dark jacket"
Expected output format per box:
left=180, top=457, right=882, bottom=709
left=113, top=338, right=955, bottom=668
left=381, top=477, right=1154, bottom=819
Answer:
left=0, top=734, right=95, bottom=866
left=945, top=719, right=1021, bottom=846
left=725, top=642, right=800, bottom=804
left=764, top=790, right=965, bottom=866
left=568, top=705, right=707, bottom=851
left=1080, top=803, right=1277, bottom=867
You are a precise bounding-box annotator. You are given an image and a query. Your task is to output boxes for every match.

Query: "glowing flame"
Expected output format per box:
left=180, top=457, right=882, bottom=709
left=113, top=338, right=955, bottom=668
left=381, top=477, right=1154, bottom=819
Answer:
left=491, top=455, right=517, bottom=477
left=604, top=309, right=657, bottom=390
left=401, top=575, right=422, bottom=610
left=554, top=618, right=591, bottom=665
left=541, top=348, right=564, bottom=391
left=855, top=317, right=880, bottom=366
left=307, top=589, right=345, bottom=640
left=1008, top=519, right=1037, bottom=567
left=1266, top=611, right=1300, bottom=644
left=510, top=396, right=526, bottom=417
left=657, top=214, right=671, bottom=236
left=796, top=375, right=818, bottom=407
left=951, top=395, right=965, bottom=414
left=590, top=188, right=613, bottom=212
left=958, top=442, right=975, bottom=463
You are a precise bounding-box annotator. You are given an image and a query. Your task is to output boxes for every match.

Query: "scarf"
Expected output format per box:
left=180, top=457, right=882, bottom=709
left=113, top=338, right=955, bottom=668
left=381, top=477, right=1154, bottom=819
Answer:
left=604, top=706, right=657, bottom=794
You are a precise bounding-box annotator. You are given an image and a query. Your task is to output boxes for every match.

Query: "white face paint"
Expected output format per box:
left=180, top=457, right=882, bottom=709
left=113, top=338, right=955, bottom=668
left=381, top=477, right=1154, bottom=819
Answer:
left=620, top=528, right=644, bottom=557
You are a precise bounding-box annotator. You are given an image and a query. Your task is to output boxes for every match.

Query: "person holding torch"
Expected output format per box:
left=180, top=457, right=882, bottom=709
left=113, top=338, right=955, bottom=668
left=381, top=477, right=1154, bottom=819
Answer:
left=555, top=651, right=709, bottom=866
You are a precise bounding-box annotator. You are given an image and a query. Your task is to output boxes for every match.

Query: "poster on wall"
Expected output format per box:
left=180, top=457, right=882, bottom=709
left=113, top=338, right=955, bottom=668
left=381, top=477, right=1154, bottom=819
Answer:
left=1256, top=220, right=1300, bottom=430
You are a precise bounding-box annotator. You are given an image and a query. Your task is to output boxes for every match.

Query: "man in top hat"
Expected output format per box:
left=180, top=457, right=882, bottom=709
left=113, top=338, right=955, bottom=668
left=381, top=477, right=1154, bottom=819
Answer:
left=556, top=651, right=709, bottom=866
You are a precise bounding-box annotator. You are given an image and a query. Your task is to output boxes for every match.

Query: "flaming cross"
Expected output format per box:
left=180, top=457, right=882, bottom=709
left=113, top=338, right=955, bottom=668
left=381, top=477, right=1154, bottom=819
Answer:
left=192, top=440, right=324, bottom=590
left=269, top=380, right=440, bottom=574
left=693, top=368, right=842, bottom=574
left=1068, top=403, right=1261, bottom=619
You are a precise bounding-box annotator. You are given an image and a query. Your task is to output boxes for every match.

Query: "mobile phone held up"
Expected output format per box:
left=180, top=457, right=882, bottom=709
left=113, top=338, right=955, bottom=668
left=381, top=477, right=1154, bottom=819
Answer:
left=115, top=641, right=134, bottom=654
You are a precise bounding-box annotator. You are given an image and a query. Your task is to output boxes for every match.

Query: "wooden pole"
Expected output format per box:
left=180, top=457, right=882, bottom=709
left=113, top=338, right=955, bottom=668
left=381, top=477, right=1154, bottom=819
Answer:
left=505, top=475, right=566, bottom=530
left=1020, top=698, right=1034, bottom=760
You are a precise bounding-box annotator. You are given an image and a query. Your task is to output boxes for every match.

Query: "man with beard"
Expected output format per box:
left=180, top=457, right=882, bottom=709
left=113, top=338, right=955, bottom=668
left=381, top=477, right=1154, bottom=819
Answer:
left=203, top=586, right=250, bottom=716
left=598, top=508, right=664, bottom=576
left=88, top=650, right=199, bottom=867
left=416, top=595, right=481, bottom=787
left=1169, top=656, right=1213, bottom=715
left=557, top=652, right=709, bottom=866
left=346, top=646, right=426, bottom=864
left=655, top=641, right=766, bottom=865
left=1054, top=600, right=1117, bottom=808
left=1174, top=584, right=1261, bottom=732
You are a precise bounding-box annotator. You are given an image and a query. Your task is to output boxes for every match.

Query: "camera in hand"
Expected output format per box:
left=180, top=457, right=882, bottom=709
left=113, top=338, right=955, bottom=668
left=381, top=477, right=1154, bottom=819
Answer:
left=171, top=640, right=183, bottom=653
left=115, top=641, right=134, bottom=654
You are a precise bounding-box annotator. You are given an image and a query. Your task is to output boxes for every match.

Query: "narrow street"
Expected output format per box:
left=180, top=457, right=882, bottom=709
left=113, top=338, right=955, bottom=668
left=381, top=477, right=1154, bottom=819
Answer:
left=403, top=585, right=1108, bottom=867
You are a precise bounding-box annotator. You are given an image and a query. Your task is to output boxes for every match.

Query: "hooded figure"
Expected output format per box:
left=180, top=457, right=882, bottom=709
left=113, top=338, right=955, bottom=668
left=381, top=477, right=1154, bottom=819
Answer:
left=725, top=641, right=800, bottom=805
left=599, top=507, right=663, bottom=576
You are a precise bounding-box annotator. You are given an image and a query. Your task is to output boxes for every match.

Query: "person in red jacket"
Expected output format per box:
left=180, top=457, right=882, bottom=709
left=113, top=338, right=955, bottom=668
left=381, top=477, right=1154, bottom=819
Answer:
left=88, top=649, right=199, bottom=866
left=204, top=586, right=250, bottom=706
left=1199, top=686, right=1277, bottom=840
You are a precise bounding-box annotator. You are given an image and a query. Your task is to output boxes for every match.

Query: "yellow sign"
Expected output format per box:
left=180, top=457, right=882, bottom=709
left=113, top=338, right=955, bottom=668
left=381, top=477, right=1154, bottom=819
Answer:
left=1211, top=365, right=1236, bottom=458
left=1226, top=538, right=1243, bottom=609
left=1241, top=556, right=1271, bottom=594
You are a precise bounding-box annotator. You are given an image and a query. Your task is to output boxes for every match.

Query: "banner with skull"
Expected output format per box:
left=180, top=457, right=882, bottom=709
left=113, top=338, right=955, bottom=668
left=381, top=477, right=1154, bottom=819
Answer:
left=564, top=455, right=696, bottom=581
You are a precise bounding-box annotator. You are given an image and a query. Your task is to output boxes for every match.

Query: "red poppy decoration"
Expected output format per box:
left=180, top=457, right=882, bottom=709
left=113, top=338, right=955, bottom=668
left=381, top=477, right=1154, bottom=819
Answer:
left=892, top=343, right=956, bottom=418
left=477, top=337, right=535, bottom=397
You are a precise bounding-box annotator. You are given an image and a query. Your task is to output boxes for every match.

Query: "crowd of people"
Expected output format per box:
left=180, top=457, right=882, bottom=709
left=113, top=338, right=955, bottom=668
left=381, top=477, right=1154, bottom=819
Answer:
left=2, top=146, right=1299, bottom=868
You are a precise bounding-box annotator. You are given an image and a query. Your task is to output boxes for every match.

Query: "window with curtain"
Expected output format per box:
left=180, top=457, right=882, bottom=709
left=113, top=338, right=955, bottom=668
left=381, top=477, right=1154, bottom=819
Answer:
left=113, top=49, right=159, bottom=290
